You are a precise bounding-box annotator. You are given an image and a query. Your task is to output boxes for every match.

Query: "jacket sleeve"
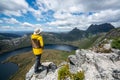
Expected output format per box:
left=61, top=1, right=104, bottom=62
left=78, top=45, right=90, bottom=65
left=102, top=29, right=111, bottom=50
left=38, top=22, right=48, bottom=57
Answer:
left=38, top=36, right=44, bottom=48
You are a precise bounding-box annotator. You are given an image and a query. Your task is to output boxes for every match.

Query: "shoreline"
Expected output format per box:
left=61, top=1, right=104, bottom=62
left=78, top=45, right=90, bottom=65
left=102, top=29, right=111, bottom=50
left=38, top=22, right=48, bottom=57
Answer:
left=0, top=43, right=78, bottom=55
left=4, top=49, right=75, bottom=80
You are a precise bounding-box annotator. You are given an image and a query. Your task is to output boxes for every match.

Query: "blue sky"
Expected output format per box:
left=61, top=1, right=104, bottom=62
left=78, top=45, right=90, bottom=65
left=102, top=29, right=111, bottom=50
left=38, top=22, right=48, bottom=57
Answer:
left=0, top=0, right=120, bottom=32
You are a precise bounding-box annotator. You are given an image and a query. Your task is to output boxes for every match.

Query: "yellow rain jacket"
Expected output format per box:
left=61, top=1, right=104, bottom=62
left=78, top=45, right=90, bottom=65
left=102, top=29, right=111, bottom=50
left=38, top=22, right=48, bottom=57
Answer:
left=31, top=34, right=44, bottom=55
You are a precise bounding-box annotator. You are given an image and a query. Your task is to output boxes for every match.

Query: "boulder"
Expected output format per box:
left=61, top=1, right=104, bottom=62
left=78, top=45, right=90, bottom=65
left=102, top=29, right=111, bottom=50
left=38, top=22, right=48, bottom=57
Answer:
left=26, top=62, right=57, bottom=80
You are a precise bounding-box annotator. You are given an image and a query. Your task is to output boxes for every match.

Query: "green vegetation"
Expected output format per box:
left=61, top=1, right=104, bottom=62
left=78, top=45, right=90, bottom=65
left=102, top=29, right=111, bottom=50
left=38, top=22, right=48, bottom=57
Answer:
left=66, top=34, right=105, bottom=49
left=58, top=64, right=84, bottom=80
left=5, top=49, right=75, bottom=80
left=0, top=31, right=105, bottom=54
left=111, top=38, right=120, bottom=49
left=58, top=64, right=70, bottom=80
left=71, top=71, right=85, bottom=80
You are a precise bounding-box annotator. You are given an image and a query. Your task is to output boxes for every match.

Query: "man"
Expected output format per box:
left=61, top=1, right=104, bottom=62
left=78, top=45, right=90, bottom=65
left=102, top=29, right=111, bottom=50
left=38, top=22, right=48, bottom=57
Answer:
left=31, top=28, right=44, bottom=73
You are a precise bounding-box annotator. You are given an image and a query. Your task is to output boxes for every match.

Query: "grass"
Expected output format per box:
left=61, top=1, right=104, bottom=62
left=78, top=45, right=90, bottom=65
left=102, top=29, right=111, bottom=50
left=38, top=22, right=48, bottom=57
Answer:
left=58, top=64, right=84, bottom=80
left=5, top=49, right=75, bottom=80
left=111, top=38, right=120, bottom=49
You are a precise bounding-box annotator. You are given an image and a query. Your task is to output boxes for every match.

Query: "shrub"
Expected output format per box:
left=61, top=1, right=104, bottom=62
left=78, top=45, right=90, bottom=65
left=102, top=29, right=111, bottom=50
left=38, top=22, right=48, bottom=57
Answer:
left=111, top=38, right=120, bottom=49
left=71, top=71, right=84, bottom=80
left=58, top=64, right=84, bottom=80
left=58, top=64, right=70, bottom=80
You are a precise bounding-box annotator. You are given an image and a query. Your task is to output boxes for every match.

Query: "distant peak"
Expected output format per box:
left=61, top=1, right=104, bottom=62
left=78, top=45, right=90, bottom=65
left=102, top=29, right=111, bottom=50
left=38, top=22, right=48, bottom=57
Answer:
left=70, top=27, right=81, bottom=32
left=73, top=27, right=79, bottom=30
left=87, top=23, right=115, bottom=34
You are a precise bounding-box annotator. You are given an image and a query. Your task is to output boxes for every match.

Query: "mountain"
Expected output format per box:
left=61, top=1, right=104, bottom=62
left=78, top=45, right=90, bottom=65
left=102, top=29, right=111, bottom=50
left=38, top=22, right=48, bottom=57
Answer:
left=0, top=23, right=117, bottom=54
left=62, top=23, right=115, bottom=41
left=66, top=27, right=86, bottom=40
left=0, top=33, right=21, bottom=40
left=87, top=23, right=115, bottom=34
left=105, top=27, right=120, bottom=38
left=69, top=27, right=86, bottom=37
left=56, top=27, right=87, bottom=41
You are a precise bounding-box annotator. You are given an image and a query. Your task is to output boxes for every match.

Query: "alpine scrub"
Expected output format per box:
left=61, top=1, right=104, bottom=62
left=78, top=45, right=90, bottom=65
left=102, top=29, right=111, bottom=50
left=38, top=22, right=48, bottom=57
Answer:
left=58, top=64, right=84, bottom=80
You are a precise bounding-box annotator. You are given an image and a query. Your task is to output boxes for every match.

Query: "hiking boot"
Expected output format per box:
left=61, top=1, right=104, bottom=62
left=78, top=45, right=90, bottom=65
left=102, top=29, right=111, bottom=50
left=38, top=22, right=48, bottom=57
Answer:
left=38, top=65, right=44, bottom=70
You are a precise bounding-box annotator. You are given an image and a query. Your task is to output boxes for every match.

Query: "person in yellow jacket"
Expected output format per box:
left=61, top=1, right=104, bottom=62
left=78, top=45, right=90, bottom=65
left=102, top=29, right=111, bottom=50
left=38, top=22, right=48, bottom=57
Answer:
left=31, top=28, right=44, bottom=73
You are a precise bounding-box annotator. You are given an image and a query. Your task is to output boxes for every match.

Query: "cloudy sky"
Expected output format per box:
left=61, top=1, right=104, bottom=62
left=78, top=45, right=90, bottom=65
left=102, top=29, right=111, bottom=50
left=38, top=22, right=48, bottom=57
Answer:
left=0, top=0, right=120, bottom=32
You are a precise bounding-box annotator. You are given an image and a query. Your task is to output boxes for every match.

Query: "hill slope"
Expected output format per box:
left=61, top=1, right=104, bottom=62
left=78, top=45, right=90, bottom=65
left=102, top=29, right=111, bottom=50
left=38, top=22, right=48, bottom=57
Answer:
left=105, top=27, right=120, bottom=38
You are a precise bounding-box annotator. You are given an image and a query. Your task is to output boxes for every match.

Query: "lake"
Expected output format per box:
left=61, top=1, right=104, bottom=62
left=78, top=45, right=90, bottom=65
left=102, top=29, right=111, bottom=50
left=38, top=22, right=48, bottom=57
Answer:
left=0, top=44, right=77, bottom=80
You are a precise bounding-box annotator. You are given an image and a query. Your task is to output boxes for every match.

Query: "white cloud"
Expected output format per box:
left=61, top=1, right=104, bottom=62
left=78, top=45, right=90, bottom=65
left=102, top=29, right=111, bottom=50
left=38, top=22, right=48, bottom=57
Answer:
left=21, top=22, right=43, bottom=29
left=54, top=11, right=73, bottom=20
left=2, top=18, right=21, bottom=24
left=36, top=0, right=58, bottom=11
left=0, top=20, right=3, bottom=23
left=0, top=0, right=29, bottom=16
left=1, top=0, right=120, bottom=31
left=36, top=0, right=120, bottom=13
left=0, top=26, right=11, bottom=29
left=22, top=22, right=34, bottom=27
left=111, top=20, right=120, bottom=27
left=88, top=9, right=120, bottom=23
left=47, top=9, right=120, bottom=30
left=29, top=8, right=42, bottom=21
left=57, top=26, right=73, bottom=30
left=42, top=0, right=120, bottom=30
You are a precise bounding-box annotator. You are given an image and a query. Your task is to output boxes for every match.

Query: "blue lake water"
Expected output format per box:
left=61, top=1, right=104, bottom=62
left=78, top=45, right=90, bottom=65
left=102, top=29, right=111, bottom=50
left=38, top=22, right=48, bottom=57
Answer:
left=0, top=44, right=77, bottom=80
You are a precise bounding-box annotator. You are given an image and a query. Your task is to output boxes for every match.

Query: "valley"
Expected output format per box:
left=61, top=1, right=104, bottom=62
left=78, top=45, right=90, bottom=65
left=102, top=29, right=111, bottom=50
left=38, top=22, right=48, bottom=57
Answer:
left=0, top=23, right=120, bottom=80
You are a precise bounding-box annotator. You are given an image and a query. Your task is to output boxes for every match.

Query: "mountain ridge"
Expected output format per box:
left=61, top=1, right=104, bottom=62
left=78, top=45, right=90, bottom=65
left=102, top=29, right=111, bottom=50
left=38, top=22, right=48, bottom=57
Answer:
left=0, top=23, right=117, bottom=54
left=65, top=23, right=115, bottom=40
left=86, top=23, right=115, bottom=34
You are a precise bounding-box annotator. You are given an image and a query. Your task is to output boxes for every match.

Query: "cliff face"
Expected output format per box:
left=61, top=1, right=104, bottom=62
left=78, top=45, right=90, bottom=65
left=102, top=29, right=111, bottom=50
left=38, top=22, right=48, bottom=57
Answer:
left=26, top=49, right=120, bottom=80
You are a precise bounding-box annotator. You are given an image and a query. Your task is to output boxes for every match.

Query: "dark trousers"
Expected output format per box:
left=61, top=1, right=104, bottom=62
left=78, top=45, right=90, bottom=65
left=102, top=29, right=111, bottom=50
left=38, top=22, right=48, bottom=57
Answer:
left=35, top=54, right=41, bottom=72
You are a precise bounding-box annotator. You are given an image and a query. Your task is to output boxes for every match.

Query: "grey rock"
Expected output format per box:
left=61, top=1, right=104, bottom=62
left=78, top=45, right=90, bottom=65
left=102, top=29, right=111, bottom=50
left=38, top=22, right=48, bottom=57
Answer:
left=26, top=62, right=57, bottom=80
left=112, top=70, right=120, bottom=79
left=68, top=55, right=77, bottom=65
left=47, top=62, right=57, bottom=72
left=37, top=66, right=48, bottom=79
left=117, top=51, right=120, bottom=56
left=68, top=49, right=120, bottom=80
left=26, top=49, right=120, bottom=80
left=103, top=43, right=111, bottom=50
left=75, top=49, right=86, bottom=66
left=58, top=61, right=68, bottom=67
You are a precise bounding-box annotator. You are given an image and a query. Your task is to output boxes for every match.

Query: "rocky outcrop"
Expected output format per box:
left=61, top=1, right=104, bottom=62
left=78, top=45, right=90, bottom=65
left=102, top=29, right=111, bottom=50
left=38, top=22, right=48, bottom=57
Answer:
left=26, top=62, right=57, bottom=80
left=26, top=49, right=120, bottom=80
left=92, top=39, right=112, bottom=53
left=68, top=49, right=120, bottom=80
